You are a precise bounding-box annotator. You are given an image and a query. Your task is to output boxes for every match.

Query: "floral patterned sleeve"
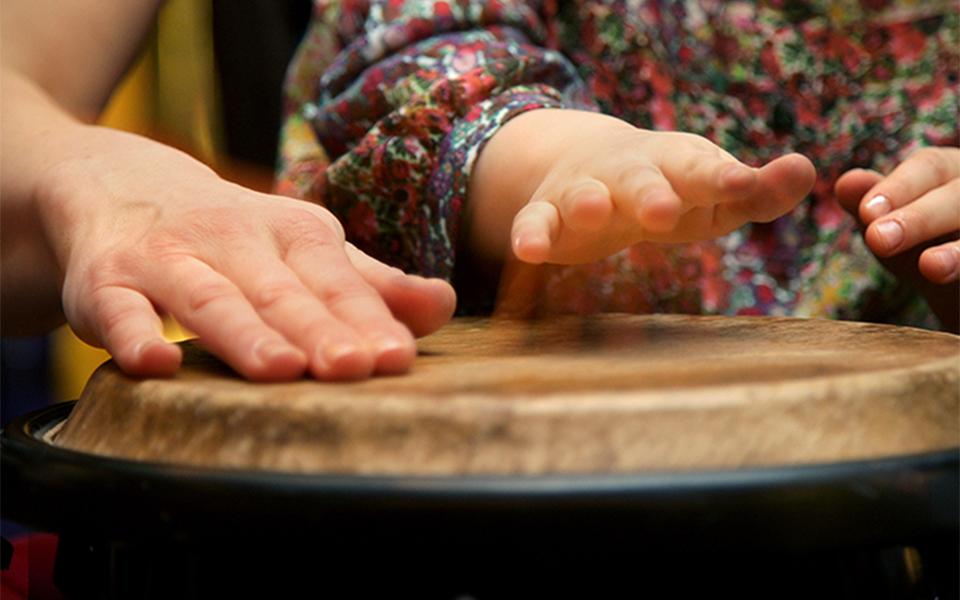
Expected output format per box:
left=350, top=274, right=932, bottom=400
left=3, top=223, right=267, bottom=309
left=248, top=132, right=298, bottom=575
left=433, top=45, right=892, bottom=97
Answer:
left=278, top=0, right=955, bottom=330
left=276, top=0, right=592, bottom=282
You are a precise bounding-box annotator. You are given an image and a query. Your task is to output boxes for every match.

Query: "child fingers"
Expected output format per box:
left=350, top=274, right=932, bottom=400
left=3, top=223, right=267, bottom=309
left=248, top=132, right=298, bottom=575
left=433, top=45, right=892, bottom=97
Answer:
left=860, top=148, right=960, bottom=222
left=606, top=164, right=682, bottom=232
left=555, top=179, right=613, bottom=232
left=722, top=154, right=813, bottom=221
left=865, top=182, right=960, bottom=258
left=704, top=154, right=814, bottom=235
left=635, top=189, right=684, bottom=232
left=746, top=153, right=817, bottom=221
left=653, top=135, right=753, bottom=201
left=511, top=201, right=561, bottom=264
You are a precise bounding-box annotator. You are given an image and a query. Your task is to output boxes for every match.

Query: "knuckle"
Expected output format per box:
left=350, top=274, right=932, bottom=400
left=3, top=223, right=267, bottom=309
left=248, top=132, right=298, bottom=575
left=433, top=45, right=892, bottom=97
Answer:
left=180, top=207, right=260, bottom=245
left=67, top=254, right=142, bottom=315
left=615, top=162, right=661, bottom=189
left=184, top=278, right=237, bottom=315
left=77, top=256, right=125, bottom=292
left=276, top=209, right=345, bottom=252
left=911, top=147, right=952, bottom=182
left=93, top=294, right=142, bottom=338
left=320, top=283, right=375, bottom=308
left=879, top=175, right=913, bottom=207
left=890, top=208, right=931, bottom=246
left=251, top=279, right=305, bottom=312
left=137, top=234, right=195, bottom=265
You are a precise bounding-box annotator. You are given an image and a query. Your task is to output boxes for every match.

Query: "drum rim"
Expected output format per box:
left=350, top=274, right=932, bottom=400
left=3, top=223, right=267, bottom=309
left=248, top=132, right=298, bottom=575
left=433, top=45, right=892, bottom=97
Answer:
left=3, top=401, right=958, bottom=553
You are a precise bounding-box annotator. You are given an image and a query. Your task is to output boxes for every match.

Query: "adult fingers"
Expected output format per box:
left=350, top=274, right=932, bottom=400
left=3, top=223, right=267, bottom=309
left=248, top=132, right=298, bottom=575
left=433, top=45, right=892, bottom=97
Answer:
left=143, top=255, right=311, bottom=381
left=858, top=147, right=960, bottom=222
left=865, top=181, right=960, bottom=258
left=70, top=285, right=183, bottom=378
left=213, top=231, right=415, bottom=379
left=920, top=240, right=960, bottom=284
left=834, top=168, right=883, bottom=220
left=343, top=243, right=456, bottom=338
left=280, top=239, right=418, bottom=377
left=178, top=201, right=423, bottom=379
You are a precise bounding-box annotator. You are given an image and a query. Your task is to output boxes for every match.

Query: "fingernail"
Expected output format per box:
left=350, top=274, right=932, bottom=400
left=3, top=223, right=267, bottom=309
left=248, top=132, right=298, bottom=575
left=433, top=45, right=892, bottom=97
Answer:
left=256, top=338, right=300, bottom=364
left=513, top=233, right=531, bottom=251
left=931, top=248, right=960, bottom=280
left=372, top=334, right=405, bottom=356
left=371, top=334, right=415, bottom=374
left=875, top=220, right=904, bottom=251
left=513, top=232, right=549, bottom=264
left=864, top=195, right=891, bottom=220
left=322, top=342, right=362, bottom=367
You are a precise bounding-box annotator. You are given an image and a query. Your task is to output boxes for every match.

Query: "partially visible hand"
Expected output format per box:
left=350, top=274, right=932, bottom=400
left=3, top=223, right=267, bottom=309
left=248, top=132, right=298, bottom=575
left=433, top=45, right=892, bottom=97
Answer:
left=468, top=109, right=816, bottom=265
left=39, top=126, right=456, bottom=381
left=836, top=147, right=959, bottom=332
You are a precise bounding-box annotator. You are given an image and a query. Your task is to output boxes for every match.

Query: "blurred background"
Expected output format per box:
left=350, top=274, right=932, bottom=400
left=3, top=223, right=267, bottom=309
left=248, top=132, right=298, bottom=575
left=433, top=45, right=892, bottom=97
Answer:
left=2, top=0, right=311, bottom=534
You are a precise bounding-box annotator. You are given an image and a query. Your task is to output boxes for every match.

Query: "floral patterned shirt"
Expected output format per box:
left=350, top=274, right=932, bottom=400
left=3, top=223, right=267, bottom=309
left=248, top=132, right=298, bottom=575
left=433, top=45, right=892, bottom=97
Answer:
left=276, top=0, right=957, bottom=326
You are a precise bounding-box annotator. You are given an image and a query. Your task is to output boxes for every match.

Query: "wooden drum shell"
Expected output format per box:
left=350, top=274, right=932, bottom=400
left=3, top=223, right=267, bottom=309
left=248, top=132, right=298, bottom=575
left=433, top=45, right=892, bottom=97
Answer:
left=51, top=315, right=960, bottom=476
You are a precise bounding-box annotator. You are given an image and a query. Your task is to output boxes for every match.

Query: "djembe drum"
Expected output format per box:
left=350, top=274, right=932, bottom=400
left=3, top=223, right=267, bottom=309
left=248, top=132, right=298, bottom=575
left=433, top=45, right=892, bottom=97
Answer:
left=3, top=315, right=958, bottom=598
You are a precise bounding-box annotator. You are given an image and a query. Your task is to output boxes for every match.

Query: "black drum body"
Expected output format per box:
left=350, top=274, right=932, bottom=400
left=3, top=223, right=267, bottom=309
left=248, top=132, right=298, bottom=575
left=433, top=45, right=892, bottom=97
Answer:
left=3, top=402, right=957, bottom=599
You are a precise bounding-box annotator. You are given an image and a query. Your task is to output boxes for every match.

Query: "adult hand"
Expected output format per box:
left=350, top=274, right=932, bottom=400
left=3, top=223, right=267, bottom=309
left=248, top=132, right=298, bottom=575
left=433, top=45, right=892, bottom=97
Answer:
left=39, top=125, right=456, bottom=381
left=1, top=0, right=456, bottom=381
left=836, top=147, right=959, bottom=333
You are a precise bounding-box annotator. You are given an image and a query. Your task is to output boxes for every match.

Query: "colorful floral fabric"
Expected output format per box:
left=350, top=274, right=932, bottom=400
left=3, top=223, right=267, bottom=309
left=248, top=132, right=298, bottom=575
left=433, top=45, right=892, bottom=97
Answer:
left=277, top=0, right=957, bottom=327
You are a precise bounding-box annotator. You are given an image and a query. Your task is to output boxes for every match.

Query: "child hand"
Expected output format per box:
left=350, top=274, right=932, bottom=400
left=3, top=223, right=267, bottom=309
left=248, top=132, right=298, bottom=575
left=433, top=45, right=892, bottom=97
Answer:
left=467, top=109, right=816, bottom=265
left=836, top=147, right=959, bottom=332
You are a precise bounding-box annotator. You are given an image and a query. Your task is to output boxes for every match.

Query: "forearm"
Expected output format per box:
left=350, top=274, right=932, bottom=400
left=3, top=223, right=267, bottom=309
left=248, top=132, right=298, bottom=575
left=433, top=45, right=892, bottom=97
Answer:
left=0, top=70, right=81, bottom=335
left=0, top=0, right=164, bottom=335
left=0, top=67, right=214, bottom=336
left=0, top=70, right=148, bottom=336
left=1, top=0, right=163, bottom=121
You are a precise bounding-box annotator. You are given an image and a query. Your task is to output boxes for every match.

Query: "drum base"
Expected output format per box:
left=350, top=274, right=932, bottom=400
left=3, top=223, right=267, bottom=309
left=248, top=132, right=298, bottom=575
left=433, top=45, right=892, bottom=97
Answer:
left=52, top=534, right=958, bottom=600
